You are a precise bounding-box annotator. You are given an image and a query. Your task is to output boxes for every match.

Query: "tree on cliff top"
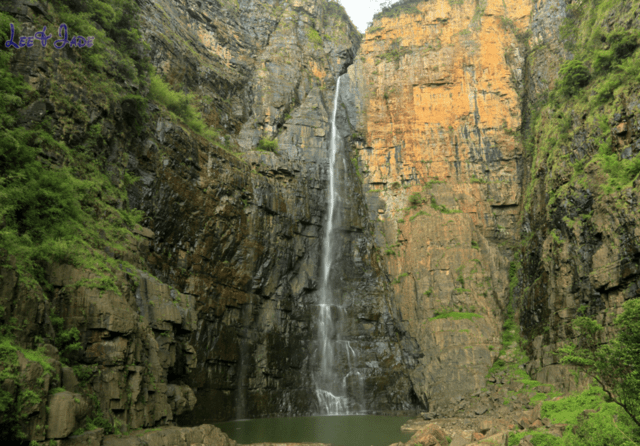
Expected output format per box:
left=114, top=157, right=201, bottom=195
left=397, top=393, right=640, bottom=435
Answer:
left=558, top=298, right=640, bottom=428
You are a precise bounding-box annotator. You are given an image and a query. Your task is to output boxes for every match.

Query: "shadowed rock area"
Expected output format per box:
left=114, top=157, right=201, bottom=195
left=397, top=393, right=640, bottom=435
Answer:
left=2, top=0, right=640, bottom=443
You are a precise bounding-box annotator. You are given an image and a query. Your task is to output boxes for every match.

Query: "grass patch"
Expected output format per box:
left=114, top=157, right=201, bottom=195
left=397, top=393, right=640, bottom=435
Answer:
left=409, top=210, right=430, bottom=221
left=148, top=73, right=221, bottom=144
left=508, top=386, right=640, bottom=446
left=430, top=196, right=462, bottom=214
left=306, top=27, right=323, bottom=47
left=373, top=0, right=422, bottom=20
left=429, top=312, right=483, bottom=321
left=256, top=137, right=278, bottom=153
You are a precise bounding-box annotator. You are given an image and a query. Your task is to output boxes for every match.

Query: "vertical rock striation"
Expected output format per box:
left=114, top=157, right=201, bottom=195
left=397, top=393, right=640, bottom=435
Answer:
left=349, top=0, right=531, bottom=415
left=133, top=0, right=420, bottom=422
left=0, top=0, right=419, bottom=440
left=517, top=0, right=640, bottom=391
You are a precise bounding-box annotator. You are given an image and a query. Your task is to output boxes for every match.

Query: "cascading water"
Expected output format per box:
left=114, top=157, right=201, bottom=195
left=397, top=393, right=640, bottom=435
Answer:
left=314, top=76, right=364, bottom=415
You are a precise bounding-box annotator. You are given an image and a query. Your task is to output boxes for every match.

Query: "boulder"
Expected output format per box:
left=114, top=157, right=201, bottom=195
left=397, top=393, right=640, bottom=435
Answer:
left=47, top=392, right=89, bottom=439
left=450, top=436, right=471, bottom=446
left=410, top=424, right=448, bottom=446
left=478, top=418, right=493, bottom=434
left=60, top=428, right=104, bottom=446
left=167, top=383, right=197, bottom=416
left=102, top=424, right=236, bottom=446
left=519, top=435, right=534, bottom=446
left=61, top=367, right=79, bottom=393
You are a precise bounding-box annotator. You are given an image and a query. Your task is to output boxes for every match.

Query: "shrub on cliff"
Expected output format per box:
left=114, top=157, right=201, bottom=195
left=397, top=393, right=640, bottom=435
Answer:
left=408, top=192, right=422, bottom=205
left=593, top=29, right=639, bottom=74
left=558, top=298, right=640, bottom=429
left=148, top=73, right=220, bottom=143
left=373, top=0, right=421, bottom=20
left=557, top=59, right=590, bottom=97
left=257, top=137, right=279, bottom=153
left=508, top=386, right=640, bottom=446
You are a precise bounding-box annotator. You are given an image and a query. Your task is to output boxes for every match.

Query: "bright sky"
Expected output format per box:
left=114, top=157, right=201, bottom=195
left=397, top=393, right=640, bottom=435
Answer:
left=341, top=0, right=389, bottom=33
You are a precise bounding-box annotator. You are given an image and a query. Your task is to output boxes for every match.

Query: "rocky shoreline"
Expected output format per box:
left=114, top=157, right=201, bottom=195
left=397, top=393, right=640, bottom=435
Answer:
left=49, top=404, right=568, bottom=446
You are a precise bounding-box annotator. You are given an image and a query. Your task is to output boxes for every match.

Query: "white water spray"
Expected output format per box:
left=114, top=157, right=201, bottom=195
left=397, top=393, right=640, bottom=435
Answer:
left=314, top=76, right=363, bottom=415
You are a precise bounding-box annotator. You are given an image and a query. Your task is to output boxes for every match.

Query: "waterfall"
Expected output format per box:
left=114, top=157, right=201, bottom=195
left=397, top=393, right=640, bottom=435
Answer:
left=314, top=76, right=363, bottom=415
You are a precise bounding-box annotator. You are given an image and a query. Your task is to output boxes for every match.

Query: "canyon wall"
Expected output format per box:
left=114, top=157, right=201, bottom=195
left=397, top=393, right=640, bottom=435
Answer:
left=0, top=0, right=420, bottom=441
left=348, top=0, right=531, bottom=416
left=3, top=0, right=640, bottom=442
left=135, top=0, right=421, bottom=422
left=517, top=0, right=640, bottom=391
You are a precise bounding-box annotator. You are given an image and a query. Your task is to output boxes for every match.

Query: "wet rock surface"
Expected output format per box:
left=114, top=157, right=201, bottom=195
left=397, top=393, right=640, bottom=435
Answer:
left=3, top=0, right=640, bottom=442
left=0, top=0, right=421, bottom=441
left=134, top=0, right=420, bottom=419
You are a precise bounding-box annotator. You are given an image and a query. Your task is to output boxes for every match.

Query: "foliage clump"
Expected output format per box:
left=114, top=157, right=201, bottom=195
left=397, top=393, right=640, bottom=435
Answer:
left=430, top=196, right=461, bottom=214
left=306, top=27, right=323, bottom=47
left=148, top=74, right=220, bottom=143
left=430, top=311, right=483, bottom=321
left=557, top=59, right=590, bottom=97
left=257, top=137, right=279, bottom=153
left=408, top=192, right=423, bottom=205
left=373, top=0, right=422, bottom=20
left=508, top=386, right=640, bottom=446
left=558, top=298, right=640, bottom=428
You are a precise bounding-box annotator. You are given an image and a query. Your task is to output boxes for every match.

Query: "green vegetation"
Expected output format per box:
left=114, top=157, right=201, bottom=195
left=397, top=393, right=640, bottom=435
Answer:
left=424, top=178, right=446, bottom=189
left=523, top=2, right=640, bottom=217
left=0, top=10, right=147, bottom=293
left=409, top=210, right=430, bottom=221
left=307, top=27, right=323, bottom=47
left=376, top=46, right=412, bottom=65
left=257, top=137, right=279, bottom=153
left=508, top=386, right=640, bottom=446
left=558, top=298, right=640, bottom=428
left=470, top=175, right=487, bottom=184
left=430, top=311, right=483, bottom=321
left=0, top=337, right=54, bottom=438
left=391, top=272, right=409, bottom=284
left=148, top=73, right=221, bottom=144
left=351, top=156, right=362, bottom=180
left=51, top=312, right=82, bottom=360
left=408, top=192, right=423, bottom=205
left=556, top=60, right=590, bottom=97
left=373, top=0, right=422, bottom=20
left=430, top=196, right=462, bottom=214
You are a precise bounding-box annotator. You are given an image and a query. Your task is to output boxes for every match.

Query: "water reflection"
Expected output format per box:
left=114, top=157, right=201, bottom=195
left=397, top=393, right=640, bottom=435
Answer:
left=215, top=415, right=413, bottom=446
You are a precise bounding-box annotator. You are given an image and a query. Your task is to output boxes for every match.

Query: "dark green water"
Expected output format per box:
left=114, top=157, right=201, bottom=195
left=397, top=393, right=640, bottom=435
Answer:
left=215, top=415, right=413, bottom=446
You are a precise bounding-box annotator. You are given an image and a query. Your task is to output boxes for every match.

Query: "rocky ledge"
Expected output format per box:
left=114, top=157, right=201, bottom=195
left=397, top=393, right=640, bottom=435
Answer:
left=398, top=401, right=570, bottom=446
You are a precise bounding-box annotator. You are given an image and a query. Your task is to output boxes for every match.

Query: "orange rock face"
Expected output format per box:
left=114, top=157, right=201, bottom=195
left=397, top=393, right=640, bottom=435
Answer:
left=349, top=0, right=531, bottom=413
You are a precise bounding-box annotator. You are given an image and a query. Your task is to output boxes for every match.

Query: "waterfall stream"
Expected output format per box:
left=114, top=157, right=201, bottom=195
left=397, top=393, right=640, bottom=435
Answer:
left=314, top=76, right=363, bottom=415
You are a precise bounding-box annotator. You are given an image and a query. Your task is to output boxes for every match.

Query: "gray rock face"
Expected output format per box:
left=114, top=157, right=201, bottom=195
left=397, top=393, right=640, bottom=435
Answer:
left=47, top=392, right=89, bottom=439
left=131, top=0, right=422, bottom=423
left=98, top=424, right=237, bottom=446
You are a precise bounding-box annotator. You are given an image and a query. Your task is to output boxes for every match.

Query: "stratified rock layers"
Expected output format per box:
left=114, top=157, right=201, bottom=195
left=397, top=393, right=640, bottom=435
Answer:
left=134, top=0, right=420, bottom=422
left=350, top=0, right=531, bottom=414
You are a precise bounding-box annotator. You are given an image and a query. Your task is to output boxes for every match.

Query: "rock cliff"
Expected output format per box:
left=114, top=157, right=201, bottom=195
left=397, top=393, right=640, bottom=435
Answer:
left=348, top=0, right=531, bottom=415
left=0, top=0, right=419, bottom=441
left=2, top=0, right=640, bottom=442
left=516, top=0, right=640, bottom=391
